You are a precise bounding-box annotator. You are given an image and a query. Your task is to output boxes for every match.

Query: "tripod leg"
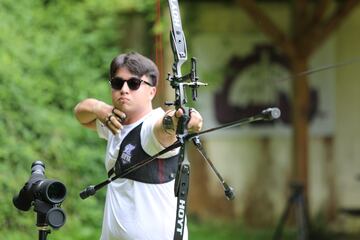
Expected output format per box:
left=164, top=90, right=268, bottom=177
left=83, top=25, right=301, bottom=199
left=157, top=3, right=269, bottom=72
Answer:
left=273, top=195, right=294, bottom=240
left=38, top=227, right=50, bottom=240
left=274, top=183, right=309, bottom=240
left=295, top=192, right=308, bottom=240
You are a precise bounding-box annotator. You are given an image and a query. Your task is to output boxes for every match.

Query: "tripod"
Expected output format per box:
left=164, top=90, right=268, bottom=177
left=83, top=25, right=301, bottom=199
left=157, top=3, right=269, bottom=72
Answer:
left=12, top=161, right=67, bottom=240
left=34, top=199, right=66, bottom=240
left=37, top=226, right=51, bottom=240
left=273, top=182, right=309, bottom=240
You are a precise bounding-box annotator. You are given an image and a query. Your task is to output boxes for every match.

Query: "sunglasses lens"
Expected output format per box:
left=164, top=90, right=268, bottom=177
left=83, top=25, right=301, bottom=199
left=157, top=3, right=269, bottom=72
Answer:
left=110, top=78, right=125, bottom=90
left=127, top=78, right=142, bottom=90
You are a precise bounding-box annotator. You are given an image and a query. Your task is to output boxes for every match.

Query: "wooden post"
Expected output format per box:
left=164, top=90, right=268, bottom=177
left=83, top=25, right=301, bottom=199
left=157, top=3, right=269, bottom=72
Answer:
left=291, top=57, right=310, bottom=197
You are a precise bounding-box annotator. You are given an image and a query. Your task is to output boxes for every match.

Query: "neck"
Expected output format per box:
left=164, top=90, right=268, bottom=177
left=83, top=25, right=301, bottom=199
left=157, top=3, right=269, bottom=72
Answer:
left=122, top=106, right=153, bottom=125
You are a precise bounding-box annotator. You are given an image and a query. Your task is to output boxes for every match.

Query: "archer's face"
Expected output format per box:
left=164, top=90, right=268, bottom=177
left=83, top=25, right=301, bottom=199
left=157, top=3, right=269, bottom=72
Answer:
left=110, top=67, right=156, bottom=123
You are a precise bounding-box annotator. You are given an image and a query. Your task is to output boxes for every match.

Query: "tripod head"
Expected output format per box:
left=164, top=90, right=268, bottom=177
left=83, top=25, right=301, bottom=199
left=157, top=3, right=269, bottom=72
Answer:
left=13, top=161, right=67, bottom=230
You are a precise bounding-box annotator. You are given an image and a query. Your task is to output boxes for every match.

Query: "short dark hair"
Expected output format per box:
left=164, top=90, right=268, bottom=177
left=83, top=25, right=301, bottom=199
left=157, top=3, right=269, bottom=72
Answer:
left=109, top=52, right=159, bottom=86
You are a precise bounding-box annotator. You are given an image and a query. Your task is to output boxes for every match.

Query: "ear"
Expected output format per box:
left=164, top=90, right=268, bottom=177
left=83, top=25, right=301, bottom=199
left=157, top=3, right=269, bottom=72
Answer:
left=149, top=87, right=157, bottom=100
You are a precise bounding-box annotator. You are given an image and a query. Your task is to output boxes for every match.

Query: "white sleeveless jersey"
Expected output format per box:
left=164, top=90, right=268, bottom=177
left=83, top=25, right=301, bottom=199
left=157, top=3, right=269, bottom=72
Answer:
left=96, top=108, right=188, bottom=240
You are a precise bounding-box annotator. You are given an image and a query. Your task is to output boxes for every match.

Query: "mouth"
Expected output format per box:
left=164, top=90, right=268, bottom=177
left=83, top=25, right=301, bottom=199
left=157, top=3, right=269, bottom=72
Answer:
left=118, top=97, right=130, bottom=103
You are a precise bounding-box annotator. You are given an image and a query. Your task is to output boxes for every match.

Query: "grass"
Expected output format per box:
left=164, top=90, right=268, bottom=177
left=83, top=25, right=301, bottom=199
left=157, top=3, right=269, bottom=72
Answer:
left=188, top=219, right=360, bottom=240
left=3, top=216, right=343, bottom=240
left=1, top=219, right=296, bottom=240
left=188, top=218, right=296, bottom=240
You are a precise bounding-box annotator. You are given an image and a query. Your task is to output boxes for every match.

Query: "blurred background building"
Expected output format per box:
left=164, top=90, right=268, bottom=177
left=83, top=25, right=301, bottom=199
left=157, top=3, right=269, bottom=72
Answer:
left=157, top=0, right=360, bottom=232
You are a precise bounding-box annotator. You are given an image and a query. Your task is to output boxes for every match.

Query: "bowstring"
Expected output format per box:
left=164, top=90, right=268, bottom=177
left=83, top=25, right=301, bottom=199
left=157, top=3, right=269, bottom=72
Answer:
left=275, top=56, right=360, bottom=83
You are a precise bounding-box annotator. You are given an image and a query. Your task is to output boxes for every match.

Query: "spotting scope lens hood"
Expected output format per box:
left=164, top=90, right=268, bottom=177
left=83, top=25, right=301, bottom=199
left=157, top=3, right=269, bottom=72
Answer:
left=34, top=180, right=67, bottom=205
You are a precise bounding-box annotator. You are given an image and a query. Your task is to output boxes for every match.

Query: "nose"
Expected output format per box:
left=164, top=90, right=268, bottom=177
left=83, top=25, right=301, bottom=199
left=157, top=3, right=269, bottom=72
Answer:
left=120, top=81, right=130, bottom=93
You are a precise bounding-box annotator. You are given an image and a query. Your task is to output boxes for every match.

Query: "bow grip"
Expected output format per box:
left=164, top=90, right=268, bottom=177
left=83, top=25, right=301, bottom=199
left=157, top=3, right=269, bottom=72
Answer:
left=176, top=107, right=191, bottom=135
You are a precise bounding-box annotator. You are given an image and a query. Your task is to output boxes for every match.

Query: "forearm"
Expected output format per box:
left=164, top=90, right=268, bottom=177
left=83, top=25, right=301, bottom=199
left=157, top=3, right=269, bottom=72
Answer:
left=153, top=108, right=203, bottom=148
left=74, top=98, right=111, bottom=129
left=153, top=111, right=177, bottom=148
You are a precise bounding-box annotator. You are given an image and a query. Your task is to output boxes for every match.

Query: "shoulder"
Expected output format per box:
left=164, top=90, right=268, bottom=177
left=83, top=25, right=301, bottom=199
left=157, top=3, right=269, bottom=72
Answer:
left=146, top=108, right=165, bottom=122
left=140, top=108, right=179, bottom=157
left=141, top=108, right=164, bottom=132
left=141, top=108, right=165, bottom=135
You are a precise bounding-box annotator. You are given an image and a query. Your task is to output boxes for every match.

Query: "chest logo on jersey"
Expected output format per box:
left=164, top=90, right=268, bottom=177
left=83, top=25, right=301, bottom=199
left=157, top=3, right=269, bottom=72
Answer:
left=121, top=144, right=136, bottom=165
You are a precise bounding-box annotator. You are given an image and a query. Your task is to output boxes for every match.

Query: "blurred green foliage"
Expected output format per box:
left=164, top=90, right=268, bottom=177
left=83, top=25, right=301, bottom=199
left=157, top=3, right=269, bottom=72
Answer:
left=0, top=0, right=156, bottom=239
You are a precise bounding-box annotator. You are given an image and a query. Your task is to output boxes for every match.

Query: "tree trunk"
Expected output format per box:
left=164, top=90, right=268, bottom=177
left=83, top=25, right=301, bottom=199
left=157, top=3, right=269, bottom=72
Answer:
left=291, top=57, right=310, bottom=198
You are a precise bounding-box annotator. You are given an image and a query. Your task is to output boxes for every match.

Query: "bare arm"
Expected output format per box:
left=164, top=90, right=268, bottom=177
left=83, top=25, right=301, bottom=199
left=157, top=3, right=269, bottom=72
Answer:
left=73, top=98, right=124, bottom=134
left=153, top=108, right=203, bottom=148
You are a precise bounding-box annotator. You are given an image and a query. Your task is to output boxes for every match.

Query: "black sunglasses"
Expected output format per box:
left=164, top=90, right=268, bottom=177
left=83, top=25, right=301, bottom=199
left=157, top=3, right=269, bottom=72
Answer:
left=109, top=77, right=153, bottom=91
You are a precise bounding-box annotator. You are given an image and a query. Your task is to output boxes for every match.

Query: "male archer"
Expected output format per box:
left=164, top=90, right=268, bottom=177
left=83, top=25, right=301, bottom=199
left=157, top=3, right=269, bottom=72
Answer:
left=74, top=52, right=203, bottom=240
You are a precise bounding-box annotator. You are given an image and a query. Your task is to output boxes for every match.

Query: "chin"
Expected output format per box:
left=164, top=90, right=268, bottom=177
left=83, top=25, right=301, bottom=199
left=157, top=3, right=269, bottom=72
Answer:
left=117, top=106, right=131, bottom=115
left=114, top=103, right=126, bottom=111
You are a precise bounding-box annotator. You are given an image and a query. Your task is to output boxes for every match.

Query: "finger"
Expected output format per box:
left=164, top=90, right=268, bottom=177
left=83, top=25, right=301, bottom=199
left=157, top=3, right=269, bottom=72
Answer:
left=105, top=112, right=112, bottom=123
left=175, top=108, right=184, bottom=118
left=187, top=111, right=203, bottom=132
left=105, top=118, right=117, bottom=135
left=111, top=117, right=123, bottom=130
left=189, top=108, right=196, bottom=117
left=108, top=115, right=123, bottom=131
left=108, top=122, right=119, bottom=135
left=106, top=115, right=122, bottom=134
left=110, top=128, right=118, bottom=135
left=188, top=122, right=202, bottom=132
left=105, top=119, right=111, bottom=127
left=112, top=108, right=126, bottom=122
